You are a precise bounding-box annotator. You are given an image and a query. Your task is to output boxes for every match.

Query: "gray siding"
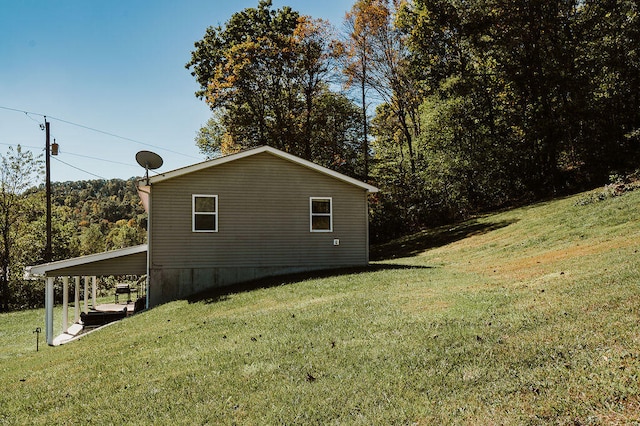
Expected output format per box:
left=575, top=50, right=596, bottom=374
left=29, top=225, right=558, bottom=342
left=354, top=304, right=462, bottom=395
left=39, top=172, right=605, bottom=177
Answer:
left=148, top=152, right=370, bottom=304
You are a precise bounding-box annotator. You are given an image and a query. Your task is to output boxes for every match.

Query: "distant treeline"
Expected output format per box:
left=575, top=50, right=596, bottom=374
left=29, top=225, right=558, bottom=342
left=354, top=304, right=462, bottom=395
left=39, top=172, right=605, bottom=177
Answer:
left=1, top=170, right=146, bottom=311
left=49, top=178, right=147, bottom=259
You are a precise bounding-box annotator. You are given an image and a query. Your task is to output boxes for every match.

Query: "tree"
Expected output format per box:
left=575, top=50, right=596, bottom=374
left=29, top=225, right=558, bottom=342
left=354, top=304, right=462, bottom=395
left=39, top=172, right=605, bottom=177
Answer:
left=486, top=0, right=583, bottom=192
left=364, top=0, right=640, bottom=242
left=402, top=0, right=582, bottom=196
left=187, top=1, right=306, bottom=156
left=335, top=0, right=382, bottom=180
left=0, top=146, right=43, bottom=312
left=342, top=0, right=421, bottom=176
left=195, top=110, right=241, bottom=158
left=293, top=17, right=336, bottom=160
left=0, top=176, right=146, bottom=310
left=305, top=91, right=364, bottom=175
left=195, top=90, right=365, bottom=174
left=187, top=1, right=365, bottom=176
left=372, top=1, right=422, bottom=175
left=575, top=0, right=640, bottom=177
left=106, top=219, right=145, bottom=251
left=186, top=0, right=298, bottom=149
left=79, top=223, right=105, bottom=255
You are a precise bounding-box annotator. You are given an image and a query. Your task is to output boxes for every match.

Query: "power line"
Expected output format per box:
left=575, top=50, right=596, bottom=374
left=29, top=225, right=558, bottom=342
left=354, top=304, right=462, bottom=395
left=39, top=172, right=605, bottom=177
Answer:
left=24, top=111, right=41, bottom=124
left=0, top=141, right=143, bottom=180
left=0, top=105, right=201, bottom=160
left=60, top=150, right=139, bottom=168
left=0, top=141, right=42, bottom=151
left=48, top=115, right=200, bottom=160
left=51, top=157, right=105, bottom=179
left=0, top=106, right=32, bottom=114
left=0, top=141, right=142, bottom=170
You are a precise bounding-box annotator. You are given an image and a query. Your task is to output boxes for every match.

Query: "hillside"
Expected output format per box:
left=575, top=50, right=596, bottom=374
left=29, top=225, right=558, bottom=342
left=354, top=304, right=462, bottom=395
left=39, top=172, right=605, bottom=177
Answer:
left=4, top=178, right=147, bottom=311
left=1, top=185, right=639, bottom=424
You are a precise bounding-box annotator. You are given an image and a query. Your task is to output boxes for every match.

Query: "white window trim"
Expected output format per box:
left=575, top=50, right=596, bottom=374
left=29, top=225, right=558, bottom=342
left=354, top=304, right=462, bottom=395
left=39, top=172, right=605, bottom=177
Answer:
left=192, top=194, right=218, bottom=233
left=310, top=197, right=333, bottom=232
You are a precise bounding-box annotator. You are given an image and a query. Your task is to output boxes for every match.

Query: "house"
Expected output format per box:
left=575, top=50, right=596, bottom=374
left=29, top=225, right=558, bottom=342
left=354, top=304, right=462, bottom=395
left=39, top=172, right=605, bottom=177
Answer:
left=26, top=146, right=379, bottom=345
left=139, top=146, right=379, bottom=306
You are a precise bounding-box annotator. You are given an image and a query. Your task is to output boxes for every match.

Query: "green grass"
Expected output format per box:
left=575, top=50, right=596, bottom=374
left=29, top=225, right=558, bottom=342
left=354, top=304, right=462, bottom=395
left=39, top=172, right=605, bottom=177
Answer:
left=1, top=187, right=639, bottom=424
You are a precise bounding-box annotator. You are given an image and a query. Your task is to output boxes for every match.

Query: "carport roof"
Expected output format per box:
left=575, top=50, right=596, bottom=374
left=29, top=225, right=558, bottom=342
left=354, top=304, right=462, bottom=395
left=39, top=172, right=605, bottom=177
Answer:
left=25, top=244, right=147, bottom=278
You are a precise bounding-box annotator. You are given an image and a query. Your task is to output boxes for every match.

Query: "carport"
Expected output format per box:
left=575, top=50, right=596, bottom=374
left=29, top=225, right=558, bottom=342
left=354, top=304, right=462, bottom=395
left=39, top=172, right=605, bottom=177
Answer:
left=25, top=244, right=148, bottom=346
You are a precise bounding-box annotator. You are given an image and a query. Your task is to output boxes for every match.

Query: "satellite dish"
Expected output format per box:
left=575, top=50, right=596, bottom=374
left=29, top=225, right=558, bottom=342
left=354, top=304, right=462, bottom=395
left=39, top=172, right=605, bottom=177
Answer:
left=136, top=150, right=163, bottom=184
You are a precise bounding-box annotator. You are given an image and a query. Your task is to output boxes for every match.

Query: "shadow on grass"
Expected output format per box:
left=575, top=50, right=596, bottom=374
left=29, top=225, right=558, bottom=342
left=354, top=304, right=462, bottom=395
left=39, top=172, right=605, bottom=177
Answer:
left=188, top=263, right=432, bottom=305
left=371, top=219, right=519, bottom=261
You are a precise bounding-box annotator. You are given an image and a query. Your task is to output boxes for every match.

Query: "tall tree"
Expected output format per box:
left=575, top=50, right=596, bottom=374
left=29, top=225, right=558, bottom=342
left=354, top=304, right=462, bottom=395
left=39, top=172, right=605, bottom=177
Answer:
left=575, top=0, right=640, bottom=176
left=488, top=0, right=582, bottom=191
left=187, top=0, right=357, bottom=167
left=403, top=0, right=584, bottom=195
left=365, top=0, right=640, bottom=241
left=361, top=0, right=421, bottom=174
left=293, top=17, right=336, bottom=160
left=0, top=146, right=43, bottom=312
left=186, top=0, right=301, bottom=152
left=336, top=0, right=382, bottom=180
left=195, top=111, right=240, bottom=158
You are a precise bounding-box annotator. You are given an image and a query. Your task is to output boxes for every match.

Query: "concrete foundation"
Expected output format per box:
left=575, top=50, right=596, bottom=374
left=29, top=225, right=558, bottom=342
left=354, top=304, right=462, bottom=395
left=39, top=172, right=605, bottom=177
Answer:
left=148, top=265, right=354, bottom=306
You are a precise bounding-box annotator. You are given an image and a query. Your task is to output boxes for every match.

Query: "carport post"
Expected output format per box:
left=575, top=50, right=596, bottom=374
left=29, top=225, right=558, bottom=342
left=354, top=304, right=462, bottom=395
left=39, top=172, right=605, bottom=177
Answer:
left=83, top=276, right=89, bottom=314
left=74, top=276, right=80, bottom=323
left=45, top=277, right=54, bottom=346
left=91, top=276, right=97, bottom=308
left=62, top=277, right=69, bottom=334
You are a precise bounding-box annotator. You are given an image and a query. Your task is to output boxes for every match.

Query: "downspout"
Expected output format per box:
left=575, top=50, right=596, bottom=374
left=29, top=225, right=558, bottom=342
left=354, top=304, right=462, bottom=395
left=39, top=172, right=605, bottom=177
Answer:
left=145, top=184, right=152, bottom=309
left=365, top=191, right=370, bottom=264
left=136, top=180, right=151, bottom=310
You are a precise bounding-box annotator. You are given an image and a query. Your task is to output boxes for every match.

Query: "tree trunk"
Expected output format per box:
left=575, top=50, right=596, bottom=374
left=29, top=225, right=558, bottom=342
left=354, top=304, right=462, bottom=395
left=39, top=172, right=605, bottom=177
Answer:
left=361, top=62, right=369, bottom=181
left=397, top=102, right=416, bottom=175
left=0, top=275, right=6, bottom=312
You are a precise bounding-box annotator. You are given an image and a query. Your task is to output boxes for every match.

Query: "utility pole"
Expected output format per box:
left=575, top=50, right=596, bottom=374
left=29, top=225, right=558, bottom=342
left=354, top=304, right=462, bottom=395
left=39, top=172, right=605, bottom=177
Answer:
left=45, top=118, right=52, bottom=263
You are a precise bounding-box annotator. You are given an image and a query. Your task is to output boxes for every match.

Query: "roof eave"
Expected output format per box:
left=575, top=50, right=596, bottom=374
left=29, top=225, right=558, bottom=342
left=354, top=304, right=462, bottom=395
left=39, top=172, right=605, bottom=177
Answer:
left=146, top=146, right=380, bottom=192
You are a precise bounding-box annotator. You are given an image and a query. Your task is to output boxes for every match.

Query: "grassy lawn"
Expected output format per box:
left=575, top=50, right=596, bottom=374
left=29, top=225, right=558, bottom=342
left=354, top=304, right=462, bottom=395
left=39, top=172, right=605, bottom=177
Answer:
left=1, top=187, right=639, bottom=424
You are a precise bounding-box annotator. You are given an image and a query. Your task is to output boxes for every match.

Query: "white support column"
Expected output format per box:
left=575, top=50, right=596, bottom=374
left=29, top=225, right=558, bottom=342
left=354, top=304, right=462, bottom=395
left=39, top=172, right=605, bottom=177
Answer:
left=62, top=277, right=69, bottom=334
left=83, top=276, right=89, bottom=314
left=74, top=276, right=80, bottom=323
left=91, top=276, right=97, bottom=308
left=45, top=277, right=54, bottom=346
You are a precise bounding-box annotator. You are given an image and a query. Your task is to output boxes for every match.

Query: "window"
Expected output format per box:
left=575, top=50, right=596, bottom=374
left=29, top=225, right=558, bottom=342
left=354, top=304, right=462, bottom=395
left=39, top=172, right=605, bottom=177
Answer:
left=310, top=197, right=332, bottom=232
left=193, top=195, right=218, bottom=232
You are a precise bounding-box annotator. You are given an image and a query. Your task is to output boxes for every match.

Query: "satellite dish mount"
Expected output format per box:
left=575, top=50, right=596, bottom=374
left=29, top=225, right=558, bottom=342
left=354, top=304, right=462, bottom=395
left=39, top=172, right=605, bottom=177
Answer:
left=136, top=151, right=164, bottom=185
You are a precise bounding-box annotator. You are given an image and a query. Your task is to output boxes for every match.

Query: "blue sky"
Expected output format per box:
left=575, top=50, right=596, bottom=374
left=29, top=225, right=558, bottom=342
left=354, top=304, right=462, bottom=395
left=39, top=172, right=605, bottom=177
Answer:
left=0, top=0, right=354, bottom=182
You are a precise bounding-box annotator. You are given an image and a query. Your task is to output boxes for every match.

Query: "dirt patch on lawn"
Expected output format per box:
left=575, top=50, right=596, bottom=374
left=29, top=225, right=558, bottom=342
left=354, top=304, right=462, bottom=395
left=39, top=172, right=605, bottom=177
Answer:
left=466, top=239, right=637, bottom=281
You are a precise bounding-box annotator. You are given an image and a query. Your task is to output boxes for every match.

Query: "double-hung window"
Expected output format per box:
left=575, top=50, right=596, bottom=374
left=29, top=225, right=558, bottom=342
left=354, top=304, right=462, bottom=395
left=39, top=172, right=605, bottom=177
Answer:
left=193, top=194, right=218, bottom=232
left=310, top=197, right=332, bottom=232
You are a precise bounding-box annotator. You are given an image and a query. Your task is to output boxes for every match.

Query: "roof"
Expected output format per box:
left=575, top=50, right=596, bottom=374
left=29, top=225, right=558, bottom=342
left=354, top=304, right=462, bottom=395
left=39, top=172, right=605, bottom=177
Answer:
left=145, top=146, right=379, bottom=192
left=25, top=244, right=148, bottom=278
